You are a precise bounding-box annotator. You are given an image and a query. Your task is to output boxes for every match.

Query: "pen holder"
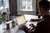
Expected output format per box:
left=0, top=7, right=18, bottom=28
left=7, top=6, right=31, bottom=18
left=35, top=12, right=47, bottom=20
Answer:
left=38, top=14, right=41, bottom=18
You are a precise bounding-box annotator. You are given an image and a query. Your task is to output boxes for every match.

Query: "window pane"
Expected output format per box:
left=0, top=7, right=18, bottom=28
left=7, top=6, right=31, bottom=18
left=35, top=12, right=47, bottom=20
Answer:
left=0, top=0, right=6, bottom=8
left=0, top=0, right=3, bottom=7
left=48, top=0, right=50, bottom=1
left=3, top=0, right=6, bottom=7
left=22, top=0, right=32, bottom=11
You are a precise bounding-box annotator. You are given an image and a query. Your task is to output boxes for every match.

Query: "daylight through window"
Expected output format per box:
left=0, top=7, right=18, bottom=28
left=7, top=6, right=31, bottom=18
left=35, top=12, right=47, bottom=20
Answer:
left=22, top=0, right=32, bottom=11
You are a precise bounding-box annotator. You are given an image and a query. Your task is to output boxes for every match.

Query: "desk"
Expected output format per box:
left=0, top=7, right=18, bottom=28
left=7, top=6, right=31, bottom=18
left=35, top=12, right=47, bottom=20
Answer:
left=4, top=22, right=37, bottom=33
left=24, top=14, right=38, bottom=21
left=0, top=15, right=41, bottom=33
left=4, top=25, right=25, bottom=33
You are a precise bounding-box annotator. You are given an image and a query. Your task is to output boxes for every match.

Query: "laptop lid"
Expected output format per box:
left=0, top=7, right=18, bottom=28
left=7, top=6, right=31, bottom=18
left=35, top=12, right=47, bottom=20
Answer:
left=16, top=15, right=26, bottom=26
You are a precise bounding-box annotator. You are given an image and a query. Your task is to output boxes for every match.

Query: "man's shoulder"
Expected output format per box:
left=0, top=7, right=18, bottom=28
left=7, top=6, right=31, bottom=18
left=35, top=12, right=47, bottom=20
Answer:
left=38, top=19, right=44, bottom=22
left=37, top=19, right=45, bottom=25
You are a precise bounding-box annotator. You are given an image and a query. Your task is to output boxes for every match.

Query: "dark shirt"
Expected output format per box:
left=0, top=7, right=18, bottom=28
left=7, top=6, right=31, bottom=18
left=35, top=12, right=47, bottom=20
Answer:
left=24, top=15, right=50, bottom=33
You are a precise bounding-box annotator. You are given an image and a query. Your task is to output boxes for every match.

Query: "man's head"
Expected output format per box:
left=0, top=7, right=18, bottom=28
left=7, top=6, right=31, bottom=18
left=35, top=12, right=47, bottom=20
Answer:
left=39, top=0, right=50, bottom=16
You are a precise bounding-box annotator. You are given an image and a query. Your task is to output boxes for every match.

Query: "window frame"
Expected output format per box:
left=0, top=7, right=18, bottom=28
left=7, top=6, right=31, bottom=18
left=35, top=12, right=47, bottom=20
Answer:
left=0, top=0, right=6, bottom=8
left=0, top=0, right=9, bottom=10
left=17, top=0, right=36, bottom=11
left=17, top=0, right=36, bottom=15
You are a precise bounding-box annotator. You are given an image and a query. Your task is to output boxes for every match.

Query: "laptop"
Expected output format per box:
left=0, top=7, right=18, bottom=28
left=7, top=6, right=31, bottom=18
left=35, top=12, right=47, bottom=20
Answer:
left=16, top=15, right=26, bottom=28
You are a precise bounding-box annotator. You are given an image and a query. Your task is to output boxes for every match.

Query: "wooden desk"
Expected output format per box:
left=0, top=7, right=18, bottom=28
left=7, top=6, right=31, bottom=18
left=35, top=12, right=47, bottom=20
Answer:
left=0, top=22, right=37, bottom=33
left=0, top=15, right=41, bottom=33
left=4, top=22, right=37, bottom=33
left=4, top=25, right=25, bottom=33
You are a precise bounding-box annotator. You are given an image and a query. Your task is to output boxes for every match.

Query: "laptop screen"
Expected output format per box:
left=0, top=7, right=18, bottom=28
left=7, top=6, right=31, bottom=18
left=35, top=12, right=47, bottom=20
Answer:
left=16, top=15, right=26, bottom=26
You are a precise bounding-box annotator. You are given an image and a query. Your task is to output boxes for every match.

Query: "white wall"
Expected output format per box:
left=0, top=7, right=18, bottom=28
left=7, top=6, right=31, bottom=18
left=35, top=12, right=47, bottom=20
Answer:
left=17, top=0, right=36, bottom=15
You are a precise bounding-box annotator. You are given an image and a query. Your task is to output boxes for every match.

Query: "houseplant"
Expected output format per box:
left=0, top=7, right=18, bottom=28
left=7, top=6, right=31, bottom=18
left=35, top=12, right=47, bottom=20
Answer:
left=1, top=12, right=7, bottom=30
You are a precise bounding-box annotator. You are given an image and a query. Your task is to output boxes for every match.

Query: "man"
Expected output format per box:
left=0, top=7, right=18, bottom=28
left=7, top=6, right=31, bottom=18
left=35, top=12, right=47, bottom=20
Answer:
left=22, top=0, right=50, bottom=33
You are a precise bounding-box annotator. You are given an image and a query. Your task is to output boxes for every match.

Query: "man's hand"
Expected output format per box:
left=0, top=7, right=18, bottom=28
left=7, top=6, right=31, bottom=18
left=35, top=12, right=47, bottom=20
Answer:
left=29, top=24, right=34, bottom=27
left=29, top=24, right=35, bottom=29
left=22, top=25, right=28, bottom=29
left=22, top=25, right=26, bottom=29
left=22, top=25, right=29, bottom=32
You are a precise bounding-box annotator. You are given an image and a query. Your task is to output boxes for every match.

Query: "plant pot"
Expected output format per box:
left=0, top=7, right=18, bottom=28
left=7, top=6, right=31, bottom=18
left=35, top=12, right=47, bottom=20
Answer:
left=2, top=21, right=6, bottom=30
left=12, top=22, right=16, bottom=28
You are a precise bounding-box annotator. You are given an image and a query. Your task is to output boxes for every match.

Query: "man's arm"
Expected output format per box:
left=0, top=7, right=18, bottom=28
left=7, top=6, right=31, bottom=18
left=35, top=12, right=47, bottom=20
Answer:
left=29, top=24, right=36, bottom=29
left=31, top=19, right=42, bottom=21
left=22, top=19, right=44, bottom=33
left=31, top=21, right=45, bottom=33
left=22, top=22, right=43, bottom=33
left=22, top=22, right=42, bottom=33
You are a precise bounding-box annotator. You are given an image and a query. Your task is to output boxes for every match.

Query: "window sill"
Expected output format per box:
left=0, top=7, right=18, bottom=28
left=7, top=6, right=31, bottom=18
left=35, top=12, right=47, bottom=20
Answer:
left=20, top=9, right=33, bottom=11
left=0, top=7, right=7, bottom=11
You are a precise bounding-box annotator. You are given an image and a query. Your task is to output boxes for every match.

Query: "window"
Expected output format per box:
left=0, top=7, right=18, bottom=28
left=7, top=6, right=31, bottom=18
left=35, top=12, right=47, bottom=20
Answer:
left=48, top=0, right=50, bottom=1
left=17, top=0, right=36, bottom=11
left=21, top=0, right=32, bottom=11
left=48, top=0, right=50, bottom=12
left=0, top=0, right=6, bottom=9
left=0, top=0, right=3, bottom=7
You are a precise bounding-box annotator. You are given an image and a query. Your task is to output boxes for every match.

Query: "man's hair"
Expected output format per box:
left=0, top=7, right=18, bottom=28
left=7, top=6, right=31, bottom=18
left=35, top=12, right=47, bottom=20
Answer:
left=39, top=0, right=50, bottom=11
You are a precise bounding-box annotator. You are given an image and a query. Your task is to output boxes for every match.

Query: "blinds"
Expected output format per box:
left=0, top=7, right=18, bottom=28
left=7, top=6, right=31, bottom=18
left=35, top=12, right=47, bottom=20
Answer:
left=22, top=0, right=30, bottom=2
